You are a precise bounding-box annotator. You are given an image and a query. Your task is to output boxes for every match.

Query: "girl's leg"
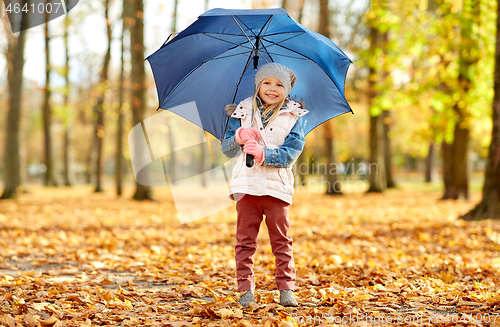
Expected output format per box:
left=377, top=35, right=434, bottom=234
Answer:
left=263, top=196, right=296, bottom=290
left=235, top=194, right=264, bottom=292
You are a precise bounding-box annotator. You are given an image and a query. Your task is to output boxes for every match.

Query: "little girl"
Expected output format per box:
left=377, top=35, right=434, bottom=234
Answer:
left=221, top=63, right=308, bottom=307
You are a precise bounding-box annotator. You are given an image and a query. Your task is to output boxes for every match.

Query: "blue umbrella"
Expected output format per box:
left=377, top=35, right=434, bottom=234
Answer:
left=146, top=7, right=353, bottom=141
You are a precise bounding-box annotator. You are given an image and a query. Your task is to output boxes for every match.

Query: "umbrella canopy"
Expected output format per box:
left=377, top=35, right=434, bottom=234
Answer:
left=146, top=8, right=353, bottom=141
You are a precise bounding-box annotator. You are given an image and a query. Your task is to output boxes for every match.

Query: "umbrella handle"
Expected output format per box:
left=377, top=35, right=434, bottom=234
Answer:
left=246, top=153, right=255, bottom=168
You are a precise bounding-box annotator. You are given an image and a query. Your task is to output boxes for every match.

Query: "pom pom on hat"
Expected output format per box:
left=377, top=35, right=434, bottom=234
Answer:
left=255, top=63, right=296, bottom=96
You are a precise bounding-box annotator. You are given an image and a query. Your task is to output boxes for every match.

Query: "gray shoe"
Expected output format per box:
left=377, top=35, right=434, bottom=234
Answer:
left=280, top=289, right=298, bottom=307
left=239, top=289, right=256, bottom=307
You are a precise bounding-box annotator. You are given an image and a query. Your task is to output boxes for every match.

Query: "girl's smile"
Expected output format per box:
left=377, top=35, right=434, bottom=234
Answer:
left=258, top=77, right=286, bottom=105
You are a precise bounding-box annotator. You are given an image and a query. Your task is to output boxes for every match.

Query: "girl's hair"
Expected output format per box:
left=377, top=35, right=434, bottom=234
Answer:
left=252, top=81, right=288, bottom=125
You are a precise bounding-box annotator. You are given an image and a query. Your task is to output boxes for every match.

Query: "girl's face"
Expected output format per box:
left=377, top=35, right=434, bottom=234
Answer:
left=258, top=77, right=286, bottom=106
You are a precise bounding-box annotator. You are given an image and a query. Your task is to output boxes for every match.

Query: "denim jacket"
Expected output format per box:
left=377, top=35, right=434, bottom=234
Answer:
left=221, top=99, right=306, bottom=168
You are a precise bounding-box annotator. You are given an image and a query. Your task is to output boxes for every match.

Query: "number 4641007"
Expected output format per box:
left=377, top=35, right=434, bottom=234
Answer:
left=5, top=2, right=63, bottom=14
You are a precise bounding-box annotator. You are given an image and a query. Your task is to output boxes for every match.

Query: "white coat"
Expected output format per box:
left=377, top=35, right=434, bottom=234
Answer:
left=227, top=97, right=309, bottom=204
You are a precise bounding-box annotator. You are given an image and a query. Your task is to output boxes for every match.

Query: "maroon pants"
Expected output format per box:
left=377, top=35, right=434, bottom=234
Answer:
left=235, top=194, right=296, bottom=291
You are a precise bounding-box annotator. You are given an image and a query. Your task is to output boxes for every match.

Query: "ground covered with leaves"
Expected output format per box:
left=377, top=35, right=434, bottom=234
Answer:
left=1, top=183, right=499, bottom=326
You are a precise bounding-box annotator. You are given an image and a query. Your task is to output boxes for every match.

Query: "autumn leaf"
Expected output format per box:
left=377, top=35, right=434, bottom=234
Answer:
left=0, top=185, right=496, bottom=326
left=218, top=308, right=233, bottom=318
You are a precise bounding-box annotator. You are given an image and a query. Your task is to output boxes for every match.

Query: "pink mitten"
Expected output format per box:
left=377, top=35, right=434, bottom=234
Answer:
left=235, top=127, right=259, bottom=145
left=243, top=139, right=264, bottom=165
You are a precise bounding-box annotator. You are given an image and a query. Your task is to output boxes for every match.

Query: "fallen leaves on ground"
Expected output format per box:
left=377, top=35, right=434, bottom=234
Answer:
left=0, top=184, right=499, bottom=326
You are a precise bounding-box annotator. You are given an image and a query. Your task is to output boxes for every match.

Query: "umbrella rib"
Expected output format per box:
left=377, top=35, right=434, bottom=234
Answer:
left=231, top=50, right=254, bottom=104
left=253, top=15, right=275, bottom=65
left=222, top=50, right=255, bottom=138
left=262, top=32, right=305, bottom=48
left=231, top=15, right=275, bottom=66
left=254, top=15, right=274, bottom=65
left=263, top=31, right=305, bottom=38
left=159, top=44, right=245, bottom=108
left=233, top=15, right=257, bottom=38
left=204, top=34, right=254, bottom=50
left=261, top=51, right=307, bottom=60
left=259, top=15, right=273, bottom=37
left=212, top=51, right=252, bottom=60
left=201, top=32, right=255, bottom=37
left=257, top=39, right=274, bottom=63
left=232, top=16, right=256, bottom=49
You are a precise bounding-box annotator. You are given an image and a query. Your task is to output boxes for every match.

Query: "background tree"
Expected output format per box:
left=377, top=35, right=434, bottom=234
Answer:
left=383, top=109, right=396, bottom=188
left=172, top=0, right=178, bottom=33
left=318, top=0, right=342, bottom=195
left=94, top=0, right=113, bottom=193
left=116, top=0, right=131, bottom=196
left=462, top=0, right=500, bottom=220
left=424, top=0, right=440, bottom=184
left=62, top=14, right=72, bottom=186
left=43, top=0, right=58, bottom=186
left=165, top=0, right=179, bottom=186
left=441, top=1, right=480, bottom=200
left=281, top=0, right=290, bottom=12
left=1, top=2, right=30, bottom=199
left=365, top=0, right=388, bottom=193
left=131, top=0, right=153, bottom=200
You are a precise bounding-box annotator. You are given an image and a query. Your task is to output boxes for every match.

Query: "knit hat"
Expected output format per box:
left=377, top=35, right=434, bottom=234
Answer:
left=255, top=63, right=296, bottom=96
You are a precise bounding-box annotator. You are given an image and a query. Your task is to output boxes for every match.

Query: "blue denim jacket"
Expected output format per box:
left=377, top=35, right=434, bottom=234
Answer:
left=221, top=100, right=306, bottom=169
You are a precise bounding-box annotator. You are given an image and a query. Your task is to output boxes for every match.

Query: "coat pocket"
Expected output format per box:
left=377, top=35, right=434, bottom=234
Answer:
left=278, top=168, right=288, bottom=185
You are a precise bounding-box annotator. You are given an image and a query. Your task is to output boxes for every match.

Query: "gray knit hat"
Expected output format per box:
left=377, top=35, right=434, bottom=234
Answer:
left=255, top=62, right=296, bottom=96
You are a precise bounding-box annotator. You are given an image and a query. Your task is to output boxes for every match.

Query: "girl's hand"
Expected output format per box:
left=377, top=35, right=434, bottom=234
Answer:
left=236, top=127, right=260, bottom=145
left=243, top=139, right=264, bottom=164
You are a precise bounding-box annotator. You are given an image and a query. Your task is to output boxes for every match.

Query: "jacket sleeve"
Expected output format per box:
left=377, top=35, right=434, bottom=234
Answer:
left=261, top=117, right=305, bottom=168
left=221, top=117, right=243, bottom=158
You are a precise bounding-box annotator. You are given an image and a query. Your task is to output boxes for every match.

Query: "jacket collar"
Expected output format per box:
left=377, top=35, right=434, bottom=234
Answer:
left=256, top=95, right=296, bottom=113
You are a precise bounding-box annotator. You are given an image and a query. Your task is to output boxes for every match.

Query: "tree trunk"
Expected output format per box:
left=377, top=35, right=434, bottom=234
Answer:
left=367, top=114, right=386, bottom=192
left=116, top=4, right=128, bottom=197
left=441, top=139, right=454, bottom=196
left=318, top=0, right=329, bottom=38
left=366, top=1, right=387, bottom=193
left=317, top=0, right=341, bottom=195
left=165, top=0, right=179, bottom=187
left=282, top=0, right=290, bottom=12
left=452, top=123, right=470, bottom=199
left=94, top=0, right=112, bottom=193
left=43, top=4, right=58, bottom=187
left=63, top=14, right=72, bottom=186
left=1, top=4, right=29, bottom=199
left=425, top=141, right=437, bottom=183
left=324, top=121, right=342, bottom=195
left=172, top=0, right=178, bottom=32
left=383, top=110, right=396, bottom=188
left=298, top=0, right=306, bottom=24
left=442, top=127, right=470, bottom=200
left=461, top=0, right=500, bottom=220
left=86, top=131, right=96, bottom=184
left=131, top=0, right=153, bottom=200
left=441, top=1, right=479, bottom=200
